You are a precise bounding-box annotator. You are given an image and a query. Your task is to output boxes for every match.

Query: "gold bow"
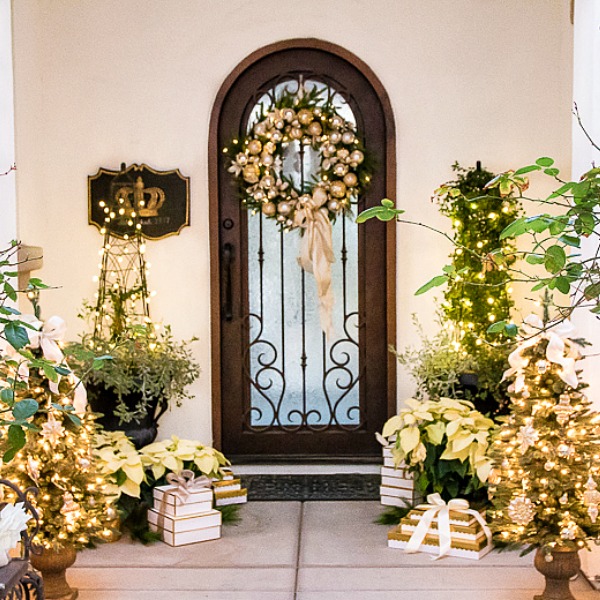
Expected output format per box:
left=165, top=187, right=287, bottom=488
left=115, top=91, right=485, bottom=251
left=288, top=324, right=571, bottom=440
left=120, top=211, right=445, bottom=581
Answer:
left=165, top=469, right=212, bottom=501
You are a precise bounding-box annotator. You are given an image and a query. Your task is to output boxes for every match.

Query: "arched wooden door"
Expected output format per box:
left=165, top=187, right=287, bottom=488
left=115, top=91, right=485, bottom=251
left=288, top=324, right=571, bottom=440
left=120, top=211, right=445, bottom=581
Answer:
left=209, top=39, right=396, bottom=460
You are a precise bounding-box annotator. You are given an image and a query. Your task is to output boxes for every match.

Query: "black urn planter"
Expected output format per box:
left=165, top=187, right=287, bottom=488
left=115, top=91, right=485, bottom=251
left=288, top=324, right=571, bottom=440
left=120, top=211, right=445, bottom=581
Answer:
left=456, top=372, right=509, bottom=417
left=86, top=383, right=167, bottom=449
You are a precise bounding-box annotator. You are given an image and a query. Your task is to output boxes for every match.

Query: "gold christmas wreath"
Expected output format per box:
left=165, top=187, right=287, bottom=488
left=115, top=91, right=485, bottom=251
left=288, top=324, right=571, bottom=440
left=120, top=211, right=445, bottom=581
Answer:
left=224, top=87, right=372, bottom=229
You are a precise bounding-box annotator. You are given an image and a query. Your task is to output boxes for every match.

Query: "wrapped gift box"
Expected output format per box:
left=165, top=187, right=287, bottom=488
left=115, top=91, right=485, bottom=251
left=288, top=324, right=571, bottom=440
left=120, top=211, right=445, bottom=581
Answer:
left=399, top=516, right=487, bottom=543
left=214, top=487, right=248, bottom=506
left=214, top=467, right=235, bottom=481
left=212, top=469, right=248, bottom=506
left=148, top=508, right=222, bottom=547
left=404, top=507, right=485, bottom=528
left=387, top=505, right=492, bottom=560
left=213, top=478, right=243, bottom=493
left=153, top=484, right=213, bottom=518
left=380, top=445, right=419, bottom=507
left=387, top=525, right=492, bottom=560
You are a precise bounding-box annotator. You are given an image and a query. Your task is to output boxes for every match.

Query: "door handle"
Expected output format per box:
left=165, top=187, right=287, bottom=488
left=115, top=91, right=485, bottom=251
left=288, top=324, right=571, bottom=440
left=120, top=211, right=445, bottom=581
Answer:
left=222, top=243, right=233, bottom=321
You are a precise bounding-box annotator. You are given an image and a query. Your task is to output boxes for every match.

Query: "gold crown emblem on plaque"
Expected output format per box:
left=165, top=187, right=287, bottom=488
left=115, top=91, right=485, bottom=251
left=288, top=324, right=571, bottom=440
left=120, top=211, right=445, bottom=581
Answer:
left=116, top=176, right=166, bottom=217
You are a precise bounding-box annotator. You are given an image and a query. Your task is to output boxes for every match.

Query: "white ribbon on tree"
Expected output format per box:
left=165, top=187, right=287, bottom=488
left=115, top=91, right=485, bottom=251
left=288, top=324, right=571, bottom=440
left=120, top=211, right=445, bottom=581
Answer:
left=503, top=314, right=579, bottom=392
left=165, top=469, right=212, bottom=501
left=293, top=187, right=335, bottom=340
left=404, top=493, right=492, bottom=560
left=3, top=315, right=87, bottom=414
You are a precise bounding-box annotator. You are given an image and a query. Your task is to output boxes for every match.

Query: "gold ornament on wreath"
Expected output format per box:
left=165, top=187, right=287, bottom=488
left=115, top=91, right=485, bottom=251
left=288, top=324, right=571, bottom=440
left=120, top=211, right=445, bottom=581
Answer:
left=224, top=87, right=372, bottom=230
left=224, top=86, right=373, bottom=339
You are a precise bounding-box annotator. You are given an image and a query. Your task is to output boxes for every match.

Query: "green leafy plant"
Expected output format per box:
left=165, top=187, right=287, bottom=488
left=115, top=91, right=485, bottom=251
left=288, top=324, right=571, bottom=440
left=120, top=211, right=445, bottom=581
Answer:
left=432, top=163, right=522, bottom=350
left=395, top=315, right=511, bottom=416
left=0, top=242, right=83, bottom=459
left=482, top=146, right=600, bottom=334
left=69, top=322, right=199, bottom=425
left=379, top=397, right=494, bottom=503
left=357, top=122, right=600, bottom=337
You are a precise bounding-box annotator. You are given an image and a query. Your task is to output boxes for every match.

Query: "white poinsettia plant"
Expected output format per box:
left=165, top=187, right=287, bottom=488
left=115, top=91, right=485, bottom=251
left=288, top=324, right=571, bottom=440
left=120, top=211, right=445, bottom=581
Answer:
left=139, top=435, right=230, bottom=480
left=0, top=502, right=31, bottom=565
left=93, top=431, right=146, bottom=498
left=379, top=397, right=495, bottom=501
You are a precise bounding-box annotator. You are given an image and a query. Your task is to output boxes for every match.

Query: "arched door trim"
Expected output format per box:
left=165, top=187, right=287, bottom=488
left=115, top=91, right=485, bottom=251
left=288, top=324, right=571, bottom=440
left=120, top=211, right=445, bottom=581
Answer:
left=208, top=38, right=396, bottom=451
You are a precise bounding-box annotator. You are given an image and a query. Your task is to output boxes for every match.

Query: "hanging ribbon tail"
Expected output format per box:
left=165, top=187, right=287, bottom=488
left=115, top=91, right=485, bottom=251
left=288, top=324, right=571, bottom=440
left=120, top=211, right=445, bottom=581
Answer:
left=502, top=314, right=581, bottom=390
left=297, top=206, right=335, bottom=341
left=71, top=375, right=88, bottom=415
left=39, top=316, right=67, bottom=363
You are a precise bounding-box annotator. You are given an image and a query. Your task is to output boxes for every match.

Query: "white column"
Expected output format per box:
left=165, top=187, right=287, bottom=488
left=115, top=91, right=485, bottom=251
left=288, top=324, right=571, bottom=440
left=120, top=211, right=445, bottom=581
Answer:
left=0, top=0, right=17, bottom=247
left=572, top=0, right=600, bottom=587
left=571, top=0, right=600, bottom=409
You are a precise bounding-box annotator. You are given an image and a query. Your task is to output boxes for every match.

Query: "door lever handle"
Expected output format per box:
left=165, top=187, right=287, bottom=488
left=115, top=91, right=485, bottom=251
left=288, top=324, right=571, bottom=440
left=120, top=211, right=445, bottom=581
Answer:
left=222, top=243, right=233, bottom=321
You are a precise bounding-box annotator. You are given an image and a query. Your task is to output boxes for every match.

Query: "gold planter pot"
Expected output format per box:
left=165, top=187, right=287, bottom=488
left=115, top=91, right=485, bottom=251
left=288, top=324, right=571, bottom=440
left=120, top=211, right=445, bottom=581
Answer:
left=30, top=545, right=78, bottom=600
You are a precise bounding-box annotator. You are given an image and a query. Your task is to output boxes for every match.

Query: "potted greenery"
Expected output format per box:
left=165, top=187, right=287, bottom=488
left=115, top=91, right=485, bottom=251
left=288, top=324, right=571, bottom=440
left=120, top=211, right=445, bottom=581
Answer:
left=68, top=321, right=199, bottom=449
left=395, top=314, right=511, bottom=417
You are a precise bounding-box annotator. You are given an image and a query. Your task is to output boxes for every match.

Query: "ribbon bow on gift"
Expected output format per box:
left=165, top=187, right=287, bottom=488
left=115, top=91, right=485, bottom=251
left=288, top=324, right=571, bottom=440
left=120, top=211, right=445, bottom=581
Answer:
left=503, top=314, right=579, bottom=392
left=404, top=493, right=492, bottom=560
left=166, top=469, right=212, bottom=501
left=293, top=187, right=335, bottom=341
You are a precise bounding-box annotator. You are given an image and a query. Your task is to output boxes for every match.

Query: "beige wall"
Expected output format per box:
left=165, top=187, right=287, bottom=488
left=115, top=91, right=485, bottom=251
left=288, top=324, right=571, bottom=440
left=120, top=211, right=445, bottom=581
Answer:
left=10, top=0, right=574, bottom=445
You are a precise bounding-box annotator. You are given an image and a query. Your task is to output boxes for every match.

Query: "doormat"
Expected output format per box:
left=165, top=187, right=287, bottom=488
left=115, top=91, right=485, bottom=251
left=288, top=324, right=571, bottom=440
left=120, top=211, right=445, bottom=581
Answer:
left=242, top=474, right=380, bottom=501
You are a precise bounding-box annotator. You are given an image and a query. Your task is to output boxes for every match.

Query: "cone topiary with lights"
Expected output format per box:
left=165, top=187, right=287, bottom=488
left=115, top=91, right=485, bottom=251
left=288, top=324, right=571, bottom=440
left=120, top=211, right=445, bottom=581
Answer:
left=487, top=315, right=600, bottom=556
left=433, top=162, right=522, bottom=352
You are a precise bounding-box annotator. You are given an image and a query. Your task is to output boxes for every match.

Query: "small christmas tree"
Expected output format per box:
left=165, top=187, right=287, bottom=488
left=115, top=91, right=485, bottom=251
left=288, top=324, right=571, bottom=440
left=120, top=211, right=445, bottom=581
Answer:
left=0, top=316, right=116, bottom=550
left=488, top=314, right=600, bottom=555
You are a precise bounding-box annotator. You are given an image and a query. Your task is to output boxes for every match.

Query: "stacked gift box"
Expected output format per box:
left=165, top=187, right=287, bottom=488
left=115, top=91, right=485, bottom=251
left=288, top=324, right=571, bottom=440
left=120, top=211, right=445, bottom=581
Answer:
left=213, top=467, right=248, bottom=506
left=387, top=505, right=492, bottom=560
left=380, top=445, right=420, bottom=507
left=148, top=483, right=221, bottom=546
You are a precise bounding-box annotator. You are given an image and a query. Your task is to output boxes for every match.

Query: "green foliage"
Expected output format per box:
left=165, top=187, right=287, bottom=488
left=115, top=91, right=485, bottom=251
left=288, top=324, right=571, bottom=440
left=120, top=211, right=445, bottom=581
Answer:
left=414, top=442, right=487, bottom=504
left=375, top=505, right=412, bottom=526
left=1, top=354, right=115, bottom=549
left=393, top=315, right=511, bottom=416
left=0, top=242, right=69, bottom=459
left=485, top=158, right=600, bottom=326
left=432, top=163, right=522, bottom=351
left=381, top=397, right=494, bottom=503
left=355, top=198, right=403, bottom=223
left=68, top=323, right=200, bottom=424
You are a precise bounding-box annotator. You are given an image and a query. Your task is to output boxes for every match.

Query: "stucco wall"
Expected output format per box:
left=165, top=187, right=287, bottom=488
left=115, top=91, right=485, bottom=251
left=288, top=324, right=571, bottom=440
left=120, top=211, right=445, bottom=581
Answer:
left=10, top=0, right=574, bottom=445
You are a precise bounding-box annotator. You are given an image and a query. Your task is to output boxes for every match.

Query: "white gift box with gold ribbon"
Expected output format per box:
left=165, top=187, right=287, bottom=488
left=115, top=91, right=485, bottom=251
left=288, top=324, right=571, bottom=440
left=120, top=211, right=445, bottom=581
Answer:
left=150, top=470, right=222, bottom=545
left=148, top=509, right=222, bottom=547
left=153, top=485, right=214, bottom=517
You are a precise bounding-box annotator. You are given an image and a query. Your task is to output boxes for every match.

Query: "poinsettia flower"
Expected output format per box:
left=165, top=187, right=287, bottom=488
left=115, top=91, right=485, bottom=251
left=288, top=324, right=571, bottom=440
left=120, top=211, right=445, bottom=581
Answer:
left=0, top=503, right=31, bottom=553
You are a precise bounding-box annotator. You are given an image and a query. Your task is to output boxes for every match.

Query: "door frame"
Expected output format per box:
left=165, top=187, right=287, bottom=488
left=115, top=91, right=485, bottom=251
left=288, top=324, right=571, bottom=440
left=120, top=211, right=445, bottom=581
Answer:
left=208, top=38, right=397, bottom=452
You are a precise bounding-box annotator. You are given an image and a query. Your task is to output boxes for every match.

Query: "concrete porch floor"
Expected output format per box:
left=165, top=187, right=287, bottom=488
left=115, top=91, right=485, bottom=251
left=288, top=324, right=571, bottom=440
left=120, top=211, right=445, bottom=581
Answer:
left=72, top=501, right=599, bottom=599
